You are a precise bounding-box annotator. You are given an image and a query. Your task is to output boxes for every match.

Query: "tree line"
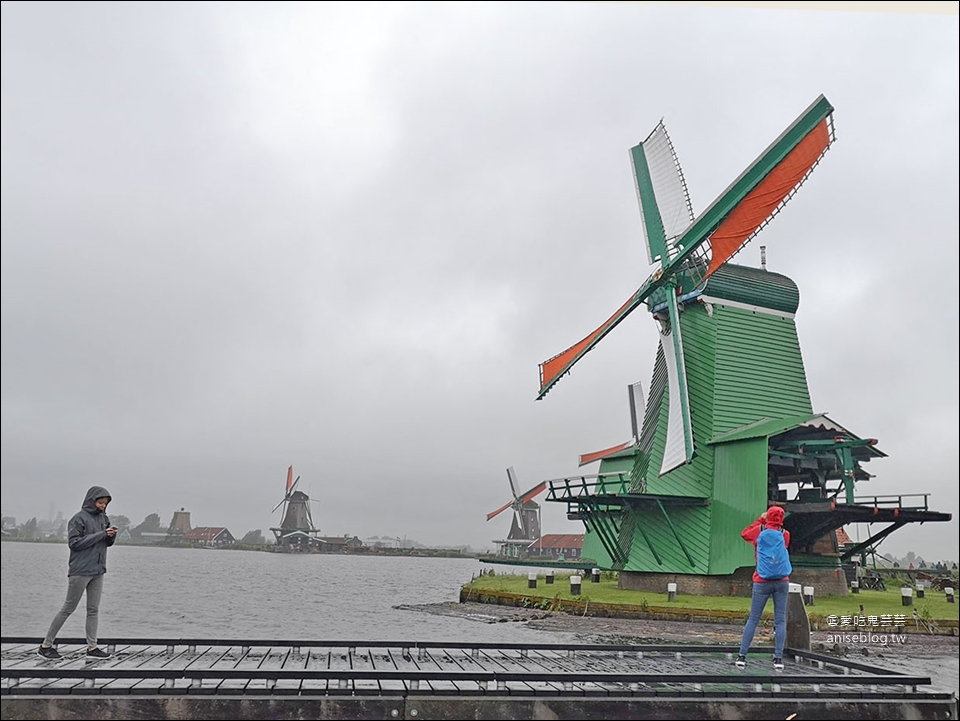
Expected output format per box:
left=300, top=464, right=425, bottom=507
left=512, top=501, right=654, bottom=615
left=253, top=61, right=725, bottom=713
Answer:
left=1, top=512, right=267, bottom=546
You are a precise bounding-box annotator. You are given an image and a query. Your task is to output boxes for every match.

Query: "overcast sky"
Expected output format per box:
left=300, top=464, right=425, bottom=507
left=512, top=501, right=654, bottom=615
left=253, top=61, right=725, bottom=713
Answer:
left=2, top=2, right=957, bottom=562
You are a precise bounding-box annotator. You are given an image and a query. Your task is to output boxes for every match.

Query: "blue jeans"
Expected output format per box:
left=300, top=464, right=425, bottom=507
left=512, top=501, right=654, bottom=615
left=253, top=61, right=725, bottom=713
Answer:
left=739, top=579, right=788, bottom=657
left=43, top=574, right=104, bottom=648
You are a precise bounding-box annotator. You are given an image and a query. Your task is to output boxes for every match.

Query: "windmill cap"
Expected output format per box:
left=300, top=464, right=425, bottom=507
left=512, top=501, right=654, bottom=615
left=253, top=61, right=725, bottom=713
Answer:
left=766, top=506, right=785, bottom=526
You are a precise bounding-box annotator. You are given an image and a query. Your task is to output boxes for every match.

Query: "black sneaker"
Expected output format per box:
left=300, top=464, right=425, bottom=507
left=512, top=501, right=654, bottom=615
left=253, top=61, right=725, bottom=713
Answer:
left=86, top=647, right=111, bottom=659
left=37, top=645, right=62, bottom=660
left=735, top=654, right=746, bottom=668
left=773, top=657, right=784, bottom=671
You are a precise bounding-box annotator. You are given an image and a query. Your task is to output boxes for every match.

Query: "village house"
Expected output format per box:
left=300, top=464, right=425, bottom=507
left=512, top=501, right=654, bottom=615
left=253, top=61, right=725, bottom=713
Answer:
left=316, top=535, right=363, bottom=552
left=526, top=533, right=584, bottom=560
left=181, top=527, right=236, bottom=547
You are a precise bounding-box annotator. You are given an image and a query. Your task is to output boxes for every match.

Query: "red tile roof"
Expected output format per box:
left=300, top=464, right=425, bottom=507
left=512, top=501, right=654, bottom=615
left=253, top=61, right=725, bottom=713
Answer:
left=528, top=534, right=584, bottom=550
left=182, top=527, right=229, bottom=542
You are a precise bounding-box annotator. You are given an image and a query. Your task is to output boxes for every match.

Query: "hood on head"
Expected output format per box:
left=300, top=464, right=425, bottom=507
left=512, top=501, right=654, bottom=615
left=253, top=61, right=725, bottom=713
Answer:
left=766, top=506, right=785, bottom=526
left=82, top=486, right=112, bottom=513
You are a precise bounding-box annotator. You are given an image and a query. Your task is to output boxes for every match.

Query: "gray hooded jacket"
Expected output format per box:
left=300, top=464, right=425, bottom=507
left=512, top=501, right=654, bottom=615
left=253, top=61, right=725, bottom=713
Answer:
left=66, top=485, right=116, bottom=576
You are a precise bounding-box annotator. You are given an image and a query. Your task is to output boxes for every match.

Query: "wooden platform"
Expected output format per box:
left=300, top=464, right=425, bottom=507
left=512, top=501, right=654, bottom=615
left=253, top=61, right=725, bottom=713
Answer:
left=2, top=637, right=956, bottom=719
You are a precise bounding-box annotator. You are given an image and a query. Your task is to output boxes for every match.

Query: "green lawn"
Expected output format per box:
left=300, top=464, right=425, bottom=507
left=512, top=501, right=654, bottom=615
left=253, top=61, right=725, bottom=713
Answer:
left=464, top=571, right=960, bottom=623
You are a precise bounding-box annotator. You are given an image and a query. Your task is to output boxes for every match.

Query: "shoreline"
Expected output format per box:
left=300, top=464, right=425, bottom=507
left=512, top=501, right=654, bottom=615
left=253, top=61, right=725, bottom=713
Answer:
left=398, top=600, right=960, bottom=696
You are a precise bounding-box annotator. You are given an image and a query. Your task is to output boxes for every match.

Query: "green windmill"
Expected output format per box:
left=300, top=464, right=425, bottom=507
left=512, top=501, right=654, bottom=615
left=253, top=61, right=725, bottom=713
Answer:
left=536, top=95, right=951, bottom=594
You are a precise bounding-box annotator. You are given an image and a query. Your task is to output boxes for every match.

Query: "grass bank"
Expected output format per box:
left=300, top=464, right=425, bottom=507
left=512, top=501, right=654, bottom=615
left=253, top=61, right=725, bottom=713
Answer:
left=462, top=571, right=960, bottom=632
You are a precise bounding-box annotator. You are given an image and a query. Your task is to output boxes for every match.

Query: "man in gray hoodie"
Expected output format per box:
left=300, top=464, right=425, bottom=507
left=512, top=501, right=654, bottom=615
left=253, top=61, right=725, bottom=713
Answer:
left=38, top=485, right=118, bottom=660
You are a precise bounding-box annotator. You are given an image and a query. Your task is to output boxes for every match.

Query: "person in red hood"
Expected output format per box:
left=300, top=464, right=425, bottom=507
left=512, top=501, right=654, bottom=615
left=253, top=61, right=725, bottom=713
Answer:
left=735, top=505, right=791, bottom=671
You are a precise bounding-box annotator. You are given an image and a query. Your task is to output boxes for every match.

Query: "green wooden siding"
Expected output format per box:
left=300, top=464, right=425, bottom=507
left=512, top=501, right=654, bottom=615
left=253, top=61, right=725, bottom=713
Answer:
left=579, top=504, right=711, bottom=574
left=711, top=303, right=812, bottom=437
left=596, top=455, right=635, bottom=475
left=581, top=525, right=614, bottom=567
left=627, top=342, right=667, bottom=494
left=709, top=438, right=769, bottom=574
left=576, top=275, right=815, bottom=575
left=621, top=505, right=710, bottom=572
left=645, top=306, right=715, bottom=498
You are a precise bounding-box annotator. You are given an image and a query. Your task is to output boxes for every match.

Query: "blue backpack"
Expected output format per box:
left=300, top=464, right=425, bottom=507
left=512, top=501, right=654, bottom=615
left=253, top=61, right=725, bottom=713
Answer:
left=756, top=526, right=791, bottom=580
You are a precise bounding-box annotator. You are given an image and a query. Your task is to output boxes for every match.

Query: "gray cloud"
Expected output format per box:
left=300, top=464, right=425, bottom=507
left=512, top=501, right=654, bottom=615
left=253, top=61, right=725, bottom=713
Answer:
left=2, top=2, right=957, bottom=561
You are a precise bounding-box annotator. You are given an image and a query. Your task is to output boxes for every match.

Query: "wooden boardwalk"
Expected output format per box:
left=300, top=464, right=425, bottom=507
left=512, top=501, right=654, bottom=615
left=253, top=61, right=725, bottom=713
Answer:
left=2, top=637, right=956, bottom=719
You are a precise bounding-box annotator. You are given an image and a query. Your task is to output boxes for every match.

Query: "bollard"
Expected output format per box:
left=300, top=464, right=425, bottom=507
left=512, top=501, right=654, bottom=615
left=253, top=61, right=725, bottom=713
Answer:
left=946, top=587, right=955, bottom=604
left=786, top=583, right=811, bottom=651
left=803, top=586, right=815, bottom=606
left=901, top=587, right=913, bottom=606
left=667, top=582, right=677, bottom=602
left=528, top=572, right=537, bottom=589
left=545, top=571, right=554, bottom=585
left=570, top=575, right=582, bottom=595
left=850, top=580, right=859, bottom=594
left=591, top=568, right=601, bottom=583
left=916, top=585, right=925, bottom=599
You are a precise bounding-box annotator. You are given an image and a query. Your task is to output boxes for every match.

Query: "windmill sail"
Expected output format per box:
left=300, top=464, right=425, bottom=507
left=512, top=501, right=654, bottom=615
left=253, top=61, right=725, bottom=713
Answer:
left=578, top=381, right=645, bottom=466
left=272, top=466, right=301, bottom=512
left=633, top=123, right=695, bottom=465
left=631, top=121, right=695, bottom=265
left=486, top=498, right=515, bottom=522
left=659, top=321, right=692, bottom=474
left=487, top=481, right=547, bottom=520
left=538, top=290, right=647, bottom=397
left=696, top=110, right=833, bottom=279
left=579, top=442, right=634, bottom=467
left=506, top=466, right=519, bottom=498
left=536, top=94, right=835, bottom=401
left=628, top=381, right=643, bottom=439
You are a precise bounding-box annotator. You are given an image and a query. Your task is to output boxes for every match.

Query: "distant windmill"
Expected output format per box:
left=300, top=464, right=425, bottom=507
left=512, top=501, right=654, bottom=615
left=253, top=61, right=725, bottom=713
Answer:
left=269, top=465, right=321, bottom=552
left=487, top=467, right=546, bottom=555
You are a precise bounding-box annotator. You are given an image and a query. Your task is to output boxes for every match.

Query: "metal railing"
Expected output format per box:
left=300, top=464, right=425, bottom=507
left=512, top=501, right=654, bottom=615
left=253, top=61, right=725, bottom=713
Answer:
left=851, top=494, right=931, bottom=511
left=546, top=472, right=637, bottom=502
left=0, top=639, right=936, bottom=694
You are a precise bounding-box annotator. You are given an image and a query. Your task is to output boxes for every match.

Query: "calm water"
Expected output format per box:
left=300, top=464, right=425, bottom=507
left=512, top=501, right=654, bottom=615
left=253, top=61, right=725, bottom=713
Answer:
left=1, top=543, right=573, bottom=643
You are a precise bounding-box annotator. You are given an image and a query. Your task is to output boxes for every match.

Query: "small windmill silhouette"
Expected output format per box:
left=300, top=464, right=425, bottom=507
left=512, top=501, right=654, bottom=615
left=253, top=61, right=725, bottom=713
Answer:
left=487, top=467, right=546, bottom=556
left=269, top=465, right=321, bottom=551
